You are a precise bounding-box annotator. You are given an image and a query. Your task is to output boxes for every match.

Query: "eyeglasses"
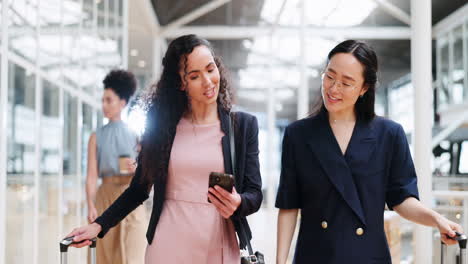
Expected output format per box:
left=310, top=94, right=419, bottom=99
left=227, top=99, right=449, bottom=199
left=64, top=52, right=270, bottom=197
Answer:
left=321, top=73, right=357, bottom=92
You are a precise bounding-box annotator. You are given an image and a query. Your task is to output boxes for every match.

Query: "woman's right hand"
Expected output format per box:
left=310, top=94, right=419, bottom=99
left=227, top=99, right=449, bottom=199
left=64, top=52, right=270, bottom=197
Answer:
left=66, top=223, right=102, bottom=248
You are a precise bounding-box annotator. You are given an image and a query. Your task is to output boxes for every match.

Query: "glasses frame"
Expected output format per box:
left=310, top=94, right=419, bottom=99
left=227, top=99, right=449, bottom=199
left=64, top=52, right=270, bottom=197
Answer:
left=321, top=72, right=359, bottom=92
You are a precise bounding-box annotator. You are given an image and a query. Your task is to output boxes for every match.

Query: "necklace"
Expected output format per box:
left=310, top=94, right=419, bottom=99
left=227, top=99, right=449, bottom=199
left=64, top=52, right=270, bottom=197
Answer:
left=331, top=119, right=355, bottom=125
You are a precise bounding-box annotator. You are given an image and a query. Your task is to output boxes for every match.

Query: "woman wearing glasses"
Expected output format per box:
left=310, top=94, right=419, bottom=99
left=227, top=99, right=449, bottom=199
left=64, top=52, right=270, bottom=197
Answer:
left=275, top=40, right=462, bottom=263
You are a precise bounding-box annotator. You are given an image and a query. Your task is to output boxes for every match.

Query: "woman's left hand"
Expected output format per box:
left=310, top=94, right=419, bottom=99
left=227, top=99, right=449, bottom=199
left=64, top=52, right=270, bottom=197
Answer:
left=208, top=186, right=242, bottom=219
left=436, top=215, right=464, bottom=245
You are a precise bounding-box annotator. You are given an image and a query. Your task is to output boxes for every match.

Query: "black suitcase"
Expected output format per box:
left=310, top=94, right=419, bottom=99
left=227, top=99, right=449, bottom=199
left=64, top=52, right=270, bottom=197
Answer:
left=59, top=236, right=96, bottom=264
left=441, top=232, right=467, bottom=264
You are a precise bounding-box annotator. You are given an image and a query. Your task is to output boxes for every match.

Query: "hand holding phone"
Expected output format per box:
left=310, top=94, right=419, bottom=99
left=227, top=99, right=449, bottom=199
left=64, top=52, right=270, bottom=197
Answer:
left=208, top=172, right=234, bottom=203
left=208, top=172, right=234, bottom=192
left=207, top=172, right=241, bottom=218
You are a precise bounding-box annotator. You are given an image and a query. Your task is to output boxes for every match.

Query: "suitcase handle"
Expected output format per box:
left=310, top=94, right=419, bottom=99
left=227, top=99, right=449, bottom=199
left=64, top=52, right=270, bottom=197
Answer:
left=451, top=232, right=467, bottom=249
left=59, top=236, right=97, bottom=253
left=441, top=232, right=467, bottom=264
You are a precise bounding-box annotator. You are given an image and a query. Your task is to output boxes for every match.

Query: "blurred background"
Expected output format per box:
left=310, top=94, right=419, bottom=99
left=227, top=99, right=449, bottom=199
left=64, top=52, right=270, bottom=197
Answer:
left=0, top=0, right=468, bottom=263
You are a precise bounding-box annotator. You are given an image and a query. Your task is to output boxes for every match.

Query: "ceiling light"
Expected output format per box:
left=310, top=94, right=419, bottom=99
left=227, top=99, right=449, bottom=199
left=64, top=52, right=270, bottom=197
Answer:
left=130, top=49, right=138, bottom=57
left=138, top=60, right=146, bottom=68
left=242, top=39, right=253, bottom=49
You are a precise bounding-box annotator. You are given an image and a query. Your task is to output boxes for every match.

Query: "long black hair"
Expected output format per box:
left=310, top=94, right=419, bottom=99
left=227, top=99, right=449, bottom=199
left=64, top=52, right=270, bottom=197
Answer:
left=139, top=34, right=232, bottom=187
left=312, top=40, right=378, bottom=123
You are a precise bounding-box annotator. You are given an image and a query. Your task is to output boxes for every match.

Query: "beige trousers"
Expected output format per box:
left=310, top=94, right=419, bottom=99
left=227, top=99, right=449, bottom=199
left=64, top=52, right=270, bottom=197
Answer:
left=92, top=181, right=147, bottom=264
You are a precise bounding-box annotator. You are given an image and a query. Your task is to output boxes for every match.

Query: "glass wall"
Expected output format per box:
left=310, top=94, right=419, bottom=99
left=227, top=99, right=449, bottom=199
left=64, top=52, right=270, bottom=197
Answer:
left=460, top=141, right=468, bottom=174
left=0, top=1, right=3, bottom=45
left=1, top=0, right=127, bottom=263
left=39, top=80, right=60, bottom=264
left=6, top=62, right=36, bottom=264
left=437, top=34, right=450, bottom=109
left=8, top=0, right=38, bottom=63
left=62, top=92, right=81, bottom=264
left=81, top=103, right=93, bottom=228
left=436, top=19, right=468, bottom=110
left=452, top=25, right=464, bottom=104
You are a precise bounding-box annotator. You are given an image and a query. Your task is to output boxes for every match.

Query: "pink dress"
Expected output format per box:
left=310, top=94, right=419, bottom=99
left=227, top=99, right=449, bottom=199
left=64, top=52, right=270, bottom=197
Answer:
left=145, top=117, right=240, bottom=264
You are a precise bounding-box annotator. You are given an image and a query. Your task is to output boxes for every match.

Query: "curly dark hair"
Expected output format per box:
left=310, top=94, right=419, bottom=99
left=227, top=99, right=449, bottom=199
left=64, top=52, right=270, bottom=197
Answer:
left=139, top=34, right=233, bottom=187
left=102, top=69, right=137, bottom=104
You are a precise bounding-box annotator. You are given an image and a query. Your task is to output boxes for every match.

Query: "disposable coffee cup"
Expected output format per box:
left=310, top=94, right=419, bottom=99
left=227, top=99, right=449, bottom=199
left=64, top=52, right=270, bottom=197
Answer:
left=119, top=155, right=130, bottom=174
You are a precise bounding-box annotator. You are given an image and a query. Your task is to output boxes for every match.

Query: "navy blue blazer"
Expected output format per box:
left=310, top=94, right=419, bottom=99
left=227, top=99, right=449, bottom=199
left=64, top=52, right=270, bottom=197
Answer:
left=275, top=110, right=419, bottom=264
left=95, top=109, right=263, bottom=249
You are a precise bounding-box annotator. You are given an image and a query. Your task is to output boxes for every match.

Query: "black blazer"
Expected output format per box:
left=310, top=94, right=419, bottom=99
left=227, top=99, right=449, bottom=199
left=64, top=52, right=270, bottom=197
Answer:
left=275, top=110, right=419, bottom=263
left=95, top=108, right=263, bottom=249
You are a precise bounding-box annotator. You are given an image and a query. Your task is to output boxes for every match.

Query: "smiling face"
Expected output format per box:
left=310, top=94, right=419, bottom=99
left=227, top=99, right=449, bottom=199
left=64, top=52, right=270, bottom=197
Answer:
left=179, top=45, right=220, bottom=108
left=321, top=53, right=368, bottom=116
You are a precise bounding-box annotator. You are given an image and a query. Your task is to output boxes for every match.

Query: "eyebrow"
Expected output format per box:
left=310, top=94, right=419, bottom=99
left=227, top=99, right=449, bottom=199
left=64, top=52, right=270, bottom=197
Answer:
left=326, top=68, right=357, bottom=82
left=186, top=62, right=215, bottom=76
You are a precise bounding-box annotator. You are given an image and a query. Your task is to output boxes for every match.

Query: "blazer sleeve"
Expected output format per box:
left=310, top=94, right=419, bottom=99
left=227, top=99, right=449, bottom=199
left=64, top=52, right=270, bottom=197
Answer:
left=94, top=159, right=151, bottom=238
left=236, top=116, right=263, bottom=217
left=275, top=126, right=301, bottom=209
left=386, top=124, right=420, bottom=210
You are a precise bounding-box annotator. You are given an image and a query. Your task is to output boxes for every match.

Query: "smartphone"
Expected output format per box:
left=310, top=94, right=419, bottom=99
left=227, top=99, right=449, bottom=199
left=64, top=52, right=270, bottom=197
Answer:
left=208, top=172, right=234, bottom=203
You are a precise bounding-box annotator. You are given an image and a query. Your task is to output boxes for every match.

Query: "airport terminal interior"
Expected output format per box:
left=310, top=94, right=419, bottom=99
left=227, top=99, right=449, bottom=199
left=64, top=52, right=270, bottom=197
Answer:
left=0, top=0, right=468, bottom=263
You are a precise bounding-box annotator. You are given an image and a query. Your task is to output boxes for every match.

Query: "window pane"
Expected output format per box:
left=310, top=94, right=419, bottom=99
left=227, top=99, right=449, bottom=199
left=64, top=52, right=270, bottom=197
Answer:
left=38, top=0, right=62, bottom=81
left=460, top=141, right=468, bottom=174
left=438, top=35, right=450, bottom=108
left=39, top=79, right=60, bottom=264
left=452, top=26, right=464, bottom=104
left=0, top=0, right=3, bottom=45
left=81, top=103, right=93, bottom=228
left=62, top=92, right=81, bottom=264
left=8, top=0, right=38, bottom=63
left=6, top=62, right=36, bottom=264
left=81, top=0, right=98, bottom=94
left=465, top=21, right=468, bottom=102
left=61, top=0, right=81, bottom=89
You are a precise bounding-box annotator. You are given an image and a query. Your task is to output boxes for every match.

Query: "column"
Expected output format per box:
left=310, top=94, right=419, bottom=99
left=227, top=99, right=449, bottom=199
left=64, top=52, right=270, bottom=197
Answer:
left=411, top=0, right=433, bottom=263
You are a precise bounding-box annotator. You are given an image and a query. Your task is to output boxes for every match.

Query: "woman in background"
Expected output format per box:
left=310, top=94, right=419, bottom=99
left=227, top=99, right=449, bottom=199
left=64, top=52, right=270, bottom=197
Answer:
left=86, top=69, right=146, bottom=264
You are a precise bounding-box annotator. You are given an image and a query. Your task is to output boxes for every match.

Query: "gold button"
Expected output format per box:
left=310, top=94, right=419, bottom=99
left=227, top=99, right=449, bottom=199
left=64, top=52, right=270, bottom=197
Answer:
left=356, top=228, right=364, bottom=236
left=321, top=221, right=328, bottom=229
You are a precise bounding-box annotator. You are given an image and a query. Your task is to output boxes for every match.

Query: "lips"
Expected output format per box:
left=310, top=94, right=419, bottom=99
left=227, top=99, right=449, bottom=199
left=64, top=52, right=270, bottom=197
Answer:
left=204, top=87, right=216, bottom=98
left=326, top=93, right=342, bottom=103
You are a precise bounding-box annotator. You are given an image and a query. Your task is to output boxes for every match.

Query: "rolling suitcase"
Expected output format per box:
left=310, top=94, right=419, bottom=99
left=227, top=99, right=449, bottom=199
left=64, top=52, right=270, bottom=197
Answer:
left=441, top=232, right=467, bottom=264
left=59, top=236, right=97, bottom=264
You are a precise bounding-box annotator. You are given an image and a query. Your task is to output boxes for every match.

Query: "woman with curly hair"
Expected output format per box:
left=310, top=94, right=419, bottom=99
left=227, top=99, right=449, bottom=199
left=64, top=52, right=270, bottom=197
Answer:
left=67, top=34, right=263, bottom=264
left=85, top=69, right=147, bottom=264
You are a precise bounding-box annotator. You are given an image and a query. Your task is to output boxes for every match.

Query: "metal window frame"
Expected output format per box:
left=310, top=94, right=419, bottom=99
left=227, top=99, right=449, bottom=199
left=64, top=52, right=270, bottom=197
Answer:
left=0, top=0, right=9, bottom=263
left=0, top=0, right=127, bottom=262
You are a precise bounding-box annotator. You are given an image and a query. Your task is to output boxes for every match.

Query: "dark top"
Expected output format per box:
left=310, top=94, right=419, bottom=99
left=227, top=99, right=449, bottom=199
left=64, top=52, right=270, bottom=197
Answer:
left=95, top=108, right=263, bottom=249
left=275, top=110, right=419, bottom=264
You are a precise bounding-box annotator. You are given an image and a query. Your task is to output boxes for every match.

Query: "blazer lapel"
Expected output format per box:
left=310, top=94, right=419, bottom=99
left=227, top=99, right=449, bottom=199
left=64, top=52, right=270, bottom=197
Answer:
left=306, top=113, right=367, bottom=226
left=345, top=118, right=377, bottom=169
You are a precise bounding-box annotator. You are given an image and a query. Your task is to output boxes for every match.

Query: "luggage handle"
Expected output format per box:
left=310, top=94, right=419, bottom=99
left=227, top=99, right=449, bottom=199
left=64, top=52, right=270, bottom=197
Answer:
left=441, top=232, right=467, bottom=264
left=445, top=232, right=468, bottom=249
left=60, top=236, right=97, bottom=253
